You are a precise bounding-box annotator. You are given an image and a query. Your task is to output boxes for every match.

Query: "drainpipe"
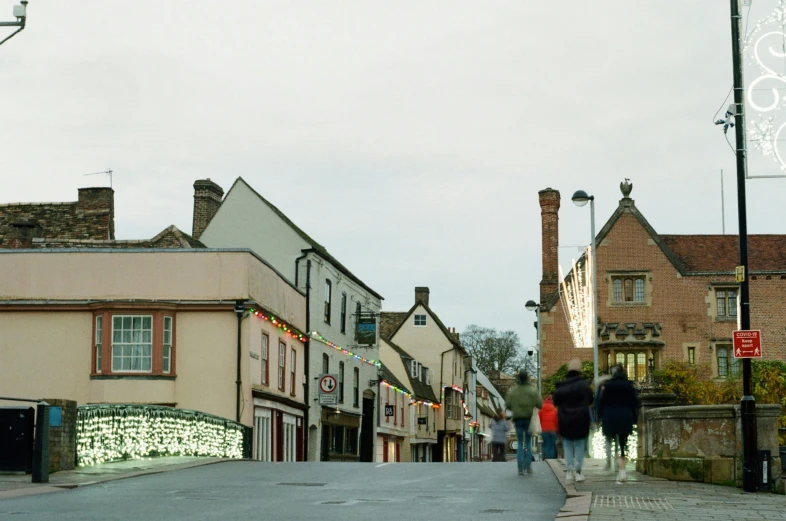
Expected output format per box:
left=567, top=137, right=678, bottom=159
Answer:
left=439, top=347, right=453, bottom=460
left=303, top=259, right=312, bottom=459
left=295, top=251, right=308, bottom=287
left=234, top=300, right=247, bottom=423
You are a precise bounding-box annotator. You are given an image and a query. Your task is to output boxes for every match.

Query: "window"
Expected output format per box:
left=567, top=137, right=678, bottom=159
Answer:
left=354, top=302, right=361, bottom=340
left=95, top=316, right=103, bottom=373
left=610, top=274, right=647, bottom=303
left=394, top=391, right=398, bottom=426
left=716, top=288, right=738, bottom=318
left=445, top=389, right=453, bottom=419
left=340, top=293, right=347, bottom=334
left=688, top=346, right=696, bottom=365
left=261, top=334, right=269, bottom=385
left=353, top=368, right=359, bottom=407
left=386, top=387, right=391, bottom=423
left=414, top=314, right=427, bottom=326
left=324, top=280, right=332, bottom=324
left=400, top=395, right=405, bottom=428
left=278, top=340, right=286, bottom=392
left=339, top=362, right=345, bottom=403
left=614, top=352, right=648, bottom=382
left=717, top=345, right=741, bottom=377
left=163, top=316, right=172, bottom=374
left=322, top=353, right=329, bottom=375
left=290, top=349, right=296, bottom=396
left=112, top=315, right=153, bottom=372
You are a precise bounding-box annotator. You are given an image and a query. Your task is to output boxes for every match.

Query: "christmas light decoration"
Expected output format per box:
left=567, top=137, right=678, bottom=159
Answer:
left=590, top=429, right=638, bottom=463
left=309, top=332, right=381, bottom=367
left=410, top=398, right=440, bottom=409
left=248, top=308, right=307, bottom=343
left=558, top=247, right=594, bottom=349
left=444, top=384, right=464, bottom=394
left=75, top=405, right=250, bottom=466
left=744, top=0, right=786, bottom=176
left=380, top=379, right=411, bottom=398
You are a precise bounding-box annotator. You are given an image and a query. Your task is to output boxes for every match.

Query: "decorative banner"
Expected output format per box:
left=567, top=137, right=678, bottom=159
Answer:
left=356, top=314, right=377, bottom=346
left=558, top=247, right=594, bottom=349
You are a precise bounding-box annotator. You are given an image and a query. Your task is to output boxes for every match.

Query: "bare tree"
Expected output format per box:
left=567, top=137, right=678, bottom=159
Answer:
left=461, top=325, right=528, bottom=375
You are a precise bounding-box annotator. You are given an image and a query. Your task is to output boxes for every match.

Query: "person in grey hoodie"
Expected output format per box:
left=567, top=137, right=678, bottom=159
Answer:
left=489, top=410, right=510, bottom=462
left=505, top=370, right=543, bottom=475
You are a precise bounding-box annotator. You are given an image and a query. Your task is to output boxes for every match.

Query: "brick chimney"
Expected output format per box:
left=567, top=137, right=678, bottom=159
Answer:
left=78, top=187, right=115, bottom=239
left=415, top=287, right=430, bottom=306
left=539, top=188, right=561, bottom=305
left=192, top=179, right=224, bottom=239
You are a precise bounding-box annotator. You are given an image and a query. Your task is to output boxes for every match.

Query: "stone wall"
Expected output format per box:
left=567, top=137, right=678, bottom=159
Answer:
left=642, top=404, right=782, bottom=491
left=43, top=398, right=77, bottom=473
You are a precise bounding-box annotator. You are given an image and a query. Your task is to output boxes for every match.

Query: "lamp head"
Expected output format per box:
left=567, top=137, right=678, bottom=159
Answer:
left=525, top=300, right=539, bottom=312
left=571, top=190, right=593, bottom=207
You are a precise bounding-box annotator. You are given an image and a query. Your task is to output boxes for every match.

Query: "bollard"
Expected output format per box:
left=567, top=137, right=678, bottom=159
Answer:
left=31, top=401, right=50, bottom=483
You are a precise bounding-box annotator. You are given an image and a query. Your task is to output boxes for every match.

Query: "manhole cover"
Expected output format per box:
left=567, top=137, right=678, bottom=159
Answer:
left=593, top=495, right=673, bottom=511
left=277, top=482, right=326, bottom=487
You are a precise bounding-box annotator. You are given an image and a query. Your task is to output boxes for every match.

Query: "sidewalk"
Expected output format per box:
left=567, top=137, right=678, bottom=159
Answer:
left=548, top=457, right=786, bottom=521
left=0, top=456, right=229, bottom=500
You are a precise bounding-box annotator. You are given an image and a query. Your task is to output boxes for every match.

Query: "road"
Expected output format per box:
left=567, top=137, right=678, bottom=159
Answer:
left=0, top=460, right=564, bottom=521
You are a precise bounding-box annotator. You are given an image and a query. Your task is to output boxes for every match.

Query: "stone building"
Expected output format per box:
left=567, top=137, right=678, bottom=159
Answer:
left=538, top=180, right=786, bottom=381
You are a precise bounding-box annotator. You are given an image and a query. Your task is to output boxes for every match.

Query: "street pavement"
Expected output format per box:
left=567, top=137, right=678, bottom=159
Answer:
left=549, top=458, right=786, bottom=521
left=0, top=458, right=564, bottom=521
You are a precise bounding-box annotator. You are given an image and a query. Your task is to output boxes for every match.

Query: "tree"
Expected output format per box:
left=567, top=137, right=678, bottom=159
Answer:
left=461, top=324, right=532, bottom=376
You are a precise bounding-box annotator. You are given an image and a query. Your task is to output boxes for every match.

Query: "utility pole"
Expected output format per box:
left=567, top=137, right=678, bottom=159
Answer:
left=728, top=0, right=757, bottom=493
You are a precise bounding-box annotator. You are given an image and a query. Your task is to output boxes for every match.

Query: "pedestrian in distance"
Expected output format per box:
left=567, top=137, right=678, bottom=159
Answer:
left=553, top=359, right=593, bottom=484
left=505, top=369, right=543, bottom=475
left=489, top=409, right=510, bottom=462
left=596, top=364, right=640, bottom=483
left=538, top=395, right=558, bottom=460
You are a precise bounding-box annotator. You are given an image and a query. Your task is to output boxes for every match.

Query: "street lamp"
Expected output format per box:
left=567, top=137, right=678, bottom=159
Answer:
left=524, top=300, right=542, bottom=394
left=0, top=1, right=28, bottom=47
left=571, top=190, right=599, bottom=391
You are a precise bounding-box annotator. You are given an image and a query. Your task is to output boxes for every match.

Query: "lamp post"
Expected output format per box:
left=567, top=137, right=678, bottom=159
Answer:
left=0, top=1, right=28, bottom=47
left=524, top=300, right=542, bottom=394
left=571, top=190, right=599, bottom=391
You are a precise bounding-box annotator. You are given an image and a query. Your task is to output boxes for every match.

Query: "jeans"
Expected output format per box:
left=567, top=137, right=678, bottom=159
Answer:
left=541, top=431, right=557, bottom=459
left=491, top=442, right=506, bottom=462
left=514, top=418, right=533, bottom=472
left=563, top=437, right=586, bottom=473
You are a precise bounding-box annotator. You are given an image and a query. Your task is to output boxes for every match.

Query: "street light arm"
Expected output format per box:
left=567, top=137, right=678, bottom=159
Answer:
left=0, top=24, right=23, bottom=46
left=0, top=1, right=28, bottom=47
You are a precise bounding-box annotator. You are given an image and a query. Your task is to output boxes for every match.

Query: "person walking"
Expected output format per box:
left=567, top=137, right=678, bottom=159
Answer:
left=596, top=364, right=640, bottom=483
left=505, top=370, right=543, bottom=475
left=553, top=359, right=593, bottom=483
left=538, top=396, right=558, bottom=460
left=594, top=372, right=617, bottom=471
left=489, top=410, right=510, bottom=462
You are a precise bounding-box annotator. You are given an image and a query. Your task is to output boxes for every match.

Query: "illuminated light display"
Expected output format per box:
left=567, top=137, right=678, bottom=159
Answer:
left=248, top=308, right=307, bottom=343
left=309, top=332, right=381, bottom=367
left=410, top=399, right=440, bottom=409
left=590, top=429, right=638, bottom=463
left=380, top=380, right=411, bottom=398
left=558, top=247, right=594, bottom=349
left=76, top=405, right=249, bottom=466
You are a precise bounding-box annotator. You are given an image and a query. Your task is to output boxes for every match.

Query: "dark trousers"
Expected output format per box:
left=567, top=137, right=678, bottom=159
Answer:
left=541, top=431, right=557, bottom=459
left=491, top=442, right=506, bottom=462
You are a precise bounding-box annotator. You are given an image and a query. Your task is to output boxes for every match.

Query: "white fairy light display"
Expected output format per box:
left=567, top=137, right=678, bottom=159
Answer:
left=558, top=247, right=594, bottom=349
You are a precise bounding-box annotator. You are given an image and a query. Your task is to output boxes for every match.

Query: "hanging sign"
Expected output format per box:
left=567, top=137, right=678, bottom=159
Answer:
left=356, top=314, right=377, bottom=346
left=733, top=330, right=762, bottom=358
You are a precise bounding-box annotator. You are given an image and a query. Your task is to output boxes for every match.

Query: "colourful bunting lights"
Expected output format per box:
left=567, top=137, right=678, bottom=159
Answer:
left=248, top=308, right=307, bottom=343
left=381, top=380, right=411, bottom=398
left=309, top=331, right=381, bottom=367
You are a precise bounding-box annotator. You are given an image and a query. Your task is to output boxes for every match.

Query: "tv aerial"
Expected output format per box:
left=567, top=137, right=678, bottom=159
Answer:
left=84, top=169, right=114, bottom=188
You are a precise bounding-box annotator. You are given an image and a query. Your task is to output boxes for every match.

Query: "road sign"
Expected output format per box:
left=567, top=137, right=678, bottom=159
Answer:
left=384, top=405, right=394, bottom=417
left=733, top=330, right=762, bottom=358
left=417, top=417, right=427, bottom=425
left=318, top=374, right=338, bottom=405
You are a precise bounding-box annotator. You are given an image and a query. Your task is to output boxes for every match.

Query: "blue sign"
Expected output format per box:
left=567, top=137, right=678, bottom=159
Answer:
left=49, top=406, right=62, bottom=427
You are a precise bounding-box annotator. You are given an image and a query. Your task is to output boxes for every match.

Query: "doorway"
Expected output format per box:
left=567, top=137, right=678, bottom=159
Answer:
left=359, top=396, right=375, bottom=462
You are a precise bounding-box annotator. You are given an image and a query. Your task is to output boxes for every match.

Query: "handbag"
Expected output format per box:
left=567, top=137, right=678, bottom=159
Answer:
left=529, top=407, right=542, bottom=434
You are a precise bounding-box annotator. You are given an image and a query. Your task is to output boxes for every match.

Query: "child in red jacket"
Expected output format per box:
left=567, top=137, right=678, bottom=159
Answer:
left=538, top=396, right=558, bottom=460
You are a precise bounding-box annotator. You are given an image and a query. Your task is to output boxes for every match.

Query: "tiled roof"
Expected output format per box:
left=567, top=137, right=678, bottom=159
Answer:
left=660, top=234, right=786, bottom=273
left=228, top=178, right=383, bottom=300
left=26, top=225, right=205, bottom=249
left=379, top=363, right=411, bottom=395
left=383, top=339, right=439, bottom=404
left=380, top=312, right=408, bottom=340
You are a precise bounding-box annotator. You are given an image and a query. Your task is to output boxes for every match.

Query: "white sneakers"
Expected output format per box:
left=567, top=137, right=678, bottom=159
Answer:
left=616, top=457, right=627, bottom=483
left=574, top=472, right=586, bottom=482
left=565, top=469, right=574, bottom=483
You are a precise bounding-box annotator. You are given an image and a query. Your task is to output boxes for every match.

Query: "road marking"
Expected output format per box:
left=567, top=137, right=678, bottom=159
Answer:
left=375, top=463, right=391, bottom=468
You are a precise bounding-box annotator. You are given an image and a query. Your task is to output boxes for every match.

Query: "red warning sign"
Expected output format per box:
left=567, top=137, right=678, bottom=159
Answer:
left=732, top=330, right=762, bottom=358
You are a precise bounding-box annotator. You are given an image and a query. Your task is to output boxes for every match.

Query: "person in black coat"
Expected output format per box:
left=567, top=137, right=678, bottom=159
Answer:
left=596, top=364, right=640, bottom=483
left=552, top=359, right=593, bottom=483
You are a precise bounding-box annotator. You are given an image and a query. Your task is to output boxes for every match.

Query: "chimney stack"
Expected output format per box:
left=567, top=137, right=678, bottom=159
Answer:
left=78, top=187, right=115, bottom=239
left=539, top=188, right=561, bottom=305
left=192, top=179, right=224, bottom=239
left=415, top=287, right=430, bottom=306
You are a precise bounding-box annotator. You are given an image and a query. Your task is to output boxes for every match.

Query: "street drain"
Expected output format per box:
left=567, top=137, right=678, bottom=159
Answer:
left=277, top=482, right=326, bottom=487
left=479, top=509, right=507, bottom=513
left=320, top=501, right=346, bottom=505
left=593, top=495, right=673, bottom=511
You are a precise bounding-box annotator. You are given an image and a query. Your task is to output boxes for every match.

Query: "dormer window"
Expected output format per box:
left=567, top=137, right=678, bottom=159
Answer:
left=414, top=314, right=427, bottom=326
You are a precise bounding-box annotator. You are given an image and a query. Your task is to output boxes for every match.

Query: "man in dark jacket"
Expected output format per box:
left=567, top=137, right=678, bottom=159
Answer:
left=553, top=359, right=593, bottom=483
left=596, top=364, right=640, bottom=483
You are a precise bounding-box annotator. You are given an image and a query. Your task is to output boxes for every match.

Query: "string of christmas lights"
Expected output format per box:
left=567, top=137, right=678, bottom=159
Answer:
left=248, top=308, right=307, bottom=343
left=444, top=384, right=464, bottom=394
left=410, top=399, right=440, bottom=409
left=75, top=405, right=247, bottom=466
left=381, top=379, right=411, bottom=398
left=309, top=332, right=381, bottom=367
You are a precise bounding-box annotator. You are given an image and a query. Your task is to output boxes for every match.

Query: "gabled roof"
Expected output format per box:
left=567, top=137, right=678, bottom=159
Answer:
left=382, top=338, right=439, bottom=404
left=476, top=370, right=505, bottom=408
left=661, top=235, right=786, bottom=273
left=23, top=225, right=205, bottom=249
left=225, top=178, right=383, bottom=300
left=379, top=362, right=411, bottom=395
left=380, top=302, right=465, bottom=353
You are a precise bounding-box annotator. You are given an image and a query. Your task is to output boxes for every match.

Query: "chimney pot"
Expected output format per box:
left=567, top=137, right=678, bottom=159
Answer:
left=415, top=287, right=430, bottom=306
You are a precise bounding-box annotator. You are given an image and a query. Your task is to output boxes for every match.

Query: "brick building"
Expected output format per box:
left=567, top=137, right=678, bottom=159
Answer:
left=538, top=180, right=786, bottom=382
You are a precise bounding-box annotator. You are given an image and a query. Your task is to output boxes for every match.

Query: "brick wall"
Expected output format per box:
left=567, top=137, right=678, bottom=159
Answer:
left=42, top=398, right=77, bottom=472
left=192, top=179, right=224, bottom=239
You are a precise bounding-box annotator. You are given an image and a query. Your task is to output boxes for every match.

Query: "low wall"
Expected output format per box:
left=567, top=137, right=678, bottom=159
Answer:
left=43, top=398, right=77, bottom=473
left=642, top=404, right=782, bottom=491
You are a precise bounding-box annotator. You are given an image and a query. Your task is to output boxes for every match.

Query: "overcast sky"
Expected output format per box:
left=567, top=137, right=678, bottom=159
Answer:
left=2, top=1, right=785, bottom=356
